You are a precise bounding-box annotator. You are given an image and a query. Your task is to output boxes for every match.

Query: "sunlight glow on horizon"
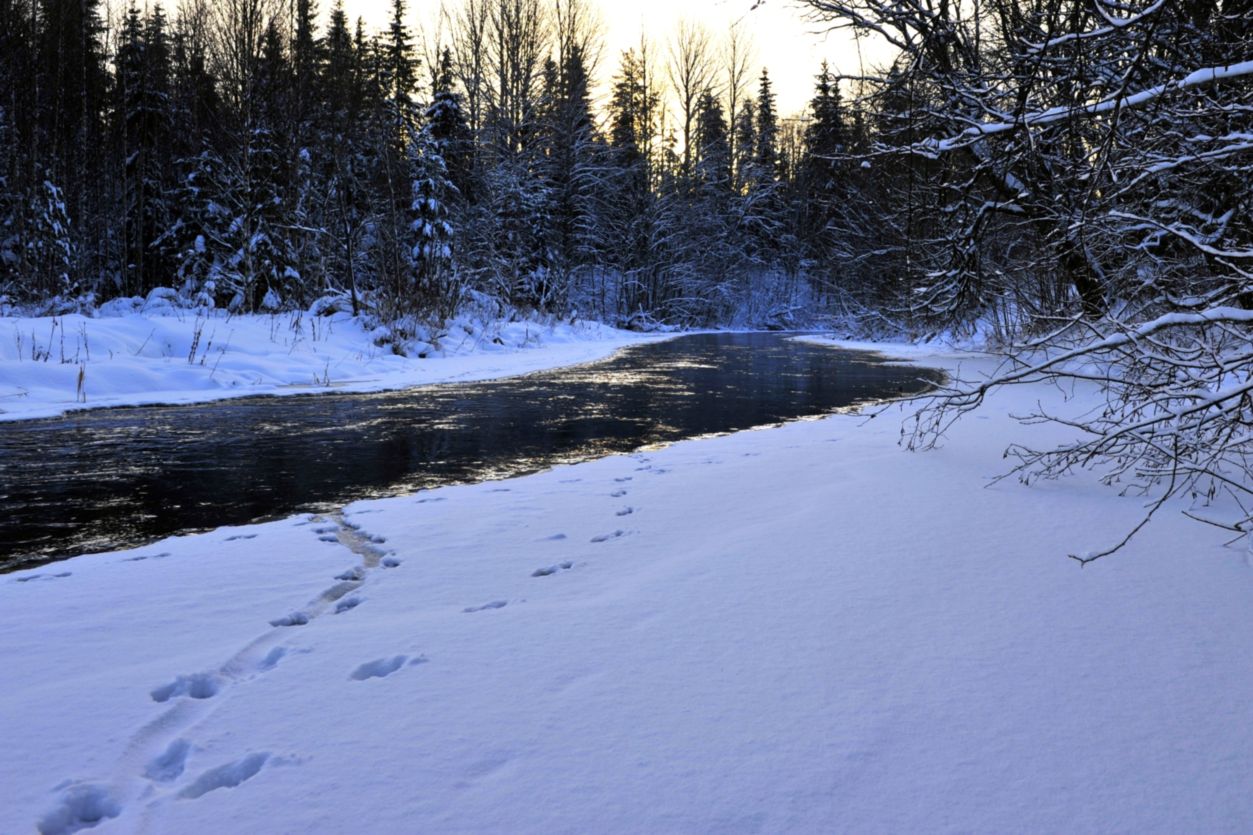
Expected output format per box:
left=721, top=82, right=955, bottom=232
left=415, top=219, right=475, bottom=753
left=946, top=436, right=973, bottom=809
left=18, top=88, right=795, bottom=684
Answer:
left=345, top=0, right=894, bottom=116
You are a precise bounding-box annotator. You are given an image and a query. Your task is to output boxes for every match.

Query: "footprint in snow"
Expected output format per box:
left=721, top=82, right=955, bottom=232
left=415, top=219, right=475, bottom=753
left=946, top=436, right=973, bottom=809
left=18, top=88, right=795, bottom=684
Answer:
left=335, top=596, right=362, bottom=614
left=532, top=562, right=574, bottom=577
left=145, top=739, right=192, bottom=783
left=269, top=612, right=309, bottom=628
left=124, top=551, right=170, bottom=562
left=335, top=567, right=364, bottom=582
left=318, top=535, right=338, bottom=543
left=179, top=753, right=270, bottom=799
left=15, top=572, right=73, bottom=582
left=610, top=489, right=628, bottom=498
left=350, top=656, right=411, bottom=680
left=463, top=600, right=508, bottom=613
left=313, top=526, right=337, bottom=535
left=381, top=557, right=402, bottom=568
left=151, top=673, right=221, bottom=704
left=225, top=534, right=257, bottom=541
left=615, top=507, right=635, bottom=517
left=258, top=647, right=289, bottom=671
left=541, top=533, right=567, bottom=541
left=37, top=783, right=121, bottom=835
left=591, top=530, right=625, bottom=543
left=415, top=497, right=447, bottom=504
left=614, top=477, right=633, bottom=483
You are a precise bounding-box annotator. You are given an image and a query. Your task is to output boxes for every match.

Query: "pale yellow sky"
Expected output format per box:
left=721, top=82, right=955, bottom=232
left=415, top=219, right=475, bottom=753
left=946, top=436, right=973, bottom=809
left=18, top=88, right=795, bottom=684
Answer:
left=346, top=0, right=893, bottom=116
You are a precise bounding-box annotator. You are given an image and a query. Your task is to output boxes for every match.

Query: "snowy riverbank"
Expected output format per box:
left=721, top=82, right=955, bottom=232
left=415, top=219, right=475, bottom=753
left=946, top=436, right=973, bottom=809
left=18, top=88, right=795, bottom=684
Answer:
left=2, top=340, right=1251, bottom=833
left=0, top=305, right=663, bottom=422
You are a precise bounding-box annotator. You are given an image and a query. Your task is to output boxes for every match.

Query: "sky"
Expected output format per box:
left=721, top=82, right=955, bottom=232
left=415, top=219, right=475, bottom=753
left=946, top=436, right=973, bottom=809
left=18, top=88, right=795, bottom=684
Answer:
left=348, top=0, right=895, bottom=116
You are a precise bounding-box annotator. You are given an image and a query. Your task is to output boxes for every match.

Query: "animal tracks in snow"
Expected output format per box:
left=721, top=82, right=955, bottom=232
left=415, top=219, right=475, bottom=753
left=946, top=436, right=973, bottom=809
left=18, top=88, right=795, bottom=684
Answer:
left=150, top=673, right=221, bottom=704
left=532, top=562, right=574, bottom=578
left=257, top=647, right=290, bottom=672
left=590, top=529, right=626, bottom=543
left=144, top=739, right=192, bottom=783
left=334, top=596, right=362, bottom=614
left=27, top=508, right=432, bottom=832
left=350, top=655, right=418, bottom=681
left=124, top=551, right=171, bottom=562
left=37, top=783, right=121, bottom=835
left=13, top=571, right=73, bottom=582
left=463, top=600, right=508, bottom=613
left=178, top=752, right=270, bottom=799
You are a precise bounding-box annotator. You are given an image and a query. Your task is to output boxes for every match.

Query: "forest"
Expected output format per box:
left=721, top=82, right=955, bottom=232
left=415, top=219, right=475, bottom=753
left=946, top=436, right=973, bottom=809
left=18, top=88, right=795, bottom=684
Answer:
left=0, top=0, right=872, bottom=334
left=4, top=0, right=1253, bottom=547
left=3, top=0, right=1248, bottom=338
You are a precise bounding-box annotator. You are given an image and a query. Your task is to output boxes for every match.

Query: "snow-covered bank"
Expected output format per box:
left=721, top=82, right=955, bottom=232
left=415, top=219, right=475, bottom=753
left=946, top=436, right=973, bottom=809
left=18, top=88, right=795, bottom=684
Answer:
left=0, top=307, right=664, bottom=422
left=3, top=344, right=1251, bottom=833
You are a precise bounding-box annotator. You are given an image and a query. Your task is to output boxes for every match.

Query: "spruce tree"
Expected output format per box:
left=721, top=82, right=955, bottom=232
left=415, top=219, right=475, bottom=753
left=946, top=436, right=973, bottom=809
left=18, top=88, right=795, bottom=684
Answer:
left=754, top=68, right=779, bottom=183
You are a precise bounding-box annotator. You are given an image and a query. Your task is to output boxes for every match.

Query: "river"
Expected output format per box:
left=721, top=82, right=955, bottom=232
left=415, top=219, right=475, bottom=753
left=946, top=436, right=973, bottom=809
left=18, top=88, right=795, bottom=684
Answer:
left=0, top=332, right=939, bottom=570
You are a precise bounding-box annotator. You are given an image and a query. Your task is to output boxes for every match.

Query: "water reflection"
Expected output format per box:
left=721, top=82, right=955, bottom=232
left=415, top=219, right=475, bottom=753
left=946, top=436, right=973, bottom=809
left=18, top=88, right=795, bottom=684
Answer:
left=0, top=333, right=939, bottom=570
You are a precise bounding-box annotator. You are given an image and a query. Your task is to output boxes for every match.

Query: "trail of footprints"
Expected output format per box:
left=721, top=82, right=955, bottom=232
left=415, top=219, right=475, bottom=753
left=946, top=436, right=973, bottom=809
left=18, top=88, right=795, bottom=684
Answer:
left=36, top=512, right=414, bottom=835
left=38, top=459, right=669, bottom=832
left=519, top=456, right=654, bottom=596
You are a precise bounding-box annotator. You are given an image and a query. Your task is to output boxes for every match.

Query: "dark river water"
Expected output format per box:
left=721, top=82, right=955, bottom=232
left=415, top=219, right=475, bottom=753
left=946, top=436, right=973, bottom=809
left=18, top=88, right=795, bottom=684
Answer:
left=0, top=332, right=939, bottom=570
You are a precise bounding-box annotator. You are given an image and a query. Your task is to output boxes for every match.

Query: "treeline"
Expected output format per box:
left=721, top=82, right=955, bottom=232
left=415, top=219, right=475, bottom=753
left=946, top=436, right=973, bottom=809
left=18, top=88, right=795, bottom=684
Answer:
left=795, top=0, right=1253, bottom=340
left=0, top=0, right=883, bottom=329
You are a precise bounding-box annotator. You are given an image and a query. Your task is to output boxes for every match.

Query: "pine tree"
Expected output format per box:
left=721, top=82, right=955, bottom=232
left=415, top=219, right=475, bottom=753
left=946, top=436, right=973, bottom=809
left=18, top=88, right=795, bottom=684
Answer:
left=733, top=99, right=756, bottom=194
left=0, top=1, right=38, bottom=301
left=754, top=68, right=779, bottom=184
left=37, top=0, right=109, bottom=291
left=539, top=43, right=597, bottom=288
left=797, top=61, right=851, bottom=299
left=694, top=91, right=731, bottom=198
left=28, top=179, right=76, bottom=302
left=604, top=48, right=660, bottom=315
left=293, top=0, right=320, bottom=120
left=115, top=4, right=175, bottom=297
left=427, top=47, right=473, bottom=199
left=736, top=67, right=787, bottom=278
left=383, top=0, right=416, bottom=142
left=408, top=122, right=457, bottom=315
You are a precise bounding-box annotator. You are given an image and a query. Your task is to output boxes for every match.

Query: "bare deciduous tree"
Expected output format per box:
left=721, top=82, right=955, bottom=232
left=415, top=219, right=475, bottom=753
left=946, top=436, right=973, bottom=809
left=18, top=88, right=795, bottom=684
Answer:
left=800, top=0, right=1253, bottom=559
left=667, top=20, right=715, bottom=179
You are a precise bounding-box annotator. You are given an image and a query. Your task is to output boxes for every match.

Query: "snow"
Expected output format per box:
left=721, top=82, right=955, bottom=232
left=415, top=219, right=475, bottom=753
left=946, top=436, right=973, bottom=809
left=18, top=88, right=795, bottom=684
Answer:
left=0, top=306, right=664, bottom=422
left=927, top=59, right=1253, bottom=153
left=2, top=339, right=1252, bottom=833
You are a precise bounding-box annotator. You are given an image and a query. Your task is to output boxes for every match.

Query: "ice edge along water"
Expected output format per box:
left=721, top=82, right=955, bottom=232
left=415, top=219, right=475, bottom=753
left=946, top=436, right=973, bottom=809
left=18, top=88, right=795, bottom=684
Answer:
left=1, top=335, right=1251, bottom=834
left=0, top=308, right=672, bottom=423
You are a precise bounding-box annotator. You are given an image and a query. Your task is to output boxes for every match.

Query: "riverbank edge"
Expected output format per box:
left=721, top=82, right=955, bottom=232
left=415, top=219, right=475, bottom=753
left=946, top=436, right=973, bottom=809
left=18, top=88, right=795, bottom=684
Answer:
left=0, top=311, right=683, bottom=424
left=4, top=339, right=1250, bottom=833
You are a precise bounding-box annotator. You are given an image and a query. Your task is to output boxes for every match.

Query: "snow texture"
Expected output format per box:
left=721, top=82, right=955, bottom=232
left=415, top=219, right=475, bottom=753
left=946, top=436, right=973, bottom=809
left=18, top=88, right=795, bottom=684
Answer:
left=1, top=340, right=1250, bottom=832
left=0, top=306, right=665, bottom=422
